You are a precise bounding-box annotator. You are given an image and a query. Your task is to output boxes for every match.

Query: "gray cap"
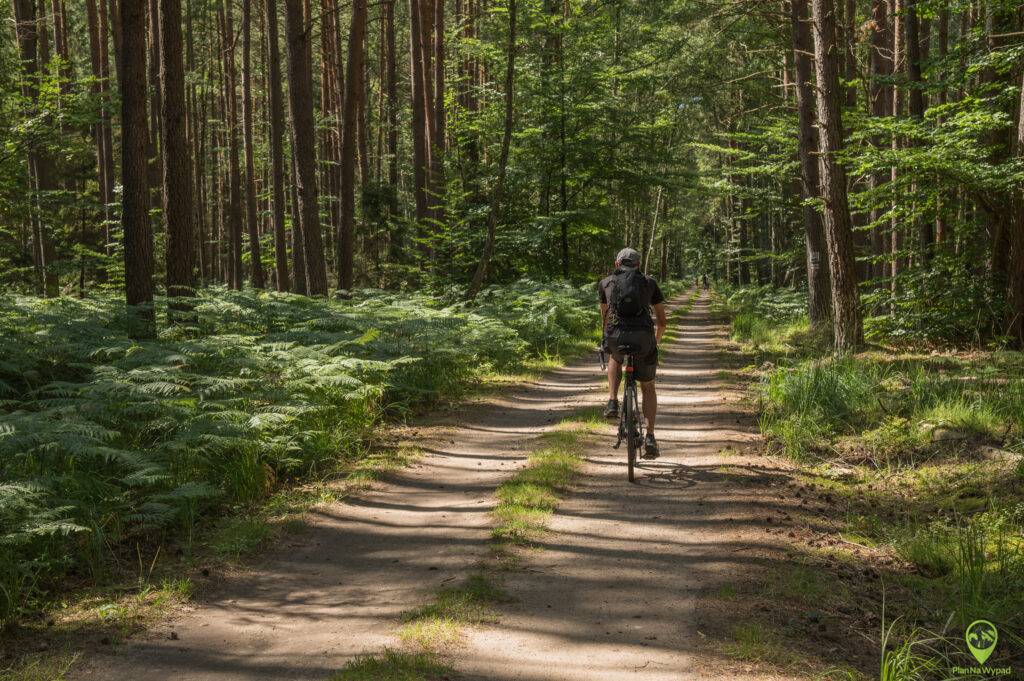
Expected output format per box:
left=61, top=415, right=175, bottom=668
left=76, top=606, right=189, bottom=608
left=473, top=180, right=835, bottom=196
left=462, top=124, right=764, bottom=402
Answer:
left=616, top=247, right=641, bottom=266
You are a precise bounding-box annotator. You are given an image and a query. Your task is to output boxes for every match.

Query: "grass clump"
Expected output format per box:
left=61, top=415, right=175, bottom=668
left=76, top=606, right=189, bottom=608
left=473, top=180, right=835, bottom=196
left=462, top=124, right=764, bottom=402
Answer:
left=399, top=573, right=509, bottom=649
left=330, top=649, right=453, bottom=681
left=491, top=415, right=598, bottom=545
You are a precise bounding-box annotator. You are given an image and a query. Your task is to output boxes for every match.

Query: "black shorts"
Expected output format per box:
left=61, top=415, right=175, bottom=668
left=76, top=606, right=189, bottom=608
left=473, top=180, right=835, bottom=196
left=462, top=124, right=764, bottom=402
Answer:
left=606, top=327, right=658, bottom=382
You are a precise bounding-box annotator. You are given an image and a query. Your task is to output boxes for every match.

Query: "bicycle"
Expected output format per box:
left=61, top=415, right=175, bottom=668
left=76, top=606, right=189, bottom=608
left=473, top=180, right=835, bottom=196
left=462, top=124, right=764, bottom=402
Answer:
left=599, top=341, right=645, bottom=483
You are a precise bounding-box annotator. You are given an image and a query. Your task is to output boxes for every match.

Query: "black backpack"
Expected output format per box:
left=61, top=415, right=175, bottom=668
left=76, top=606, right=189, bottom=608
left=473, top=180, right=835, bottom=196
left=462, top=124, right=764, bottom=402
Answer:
left=610, top=268, right=649, bottom=323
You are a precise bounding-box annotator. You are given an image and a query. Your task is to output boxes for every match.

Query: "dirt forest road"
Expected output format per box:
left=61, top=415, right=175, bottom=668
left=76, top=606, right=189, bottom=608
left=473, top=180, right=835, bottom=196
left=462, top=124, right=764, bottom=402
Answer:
left=78, top=293, right=802, bottom=681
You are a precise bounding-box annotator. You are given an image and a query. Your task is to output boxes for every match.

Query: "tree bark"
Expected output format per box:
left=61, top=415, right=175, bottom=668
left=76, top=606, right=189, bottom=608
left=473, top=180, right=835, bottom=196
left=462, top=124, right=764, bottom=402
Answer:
left=242, top=0, right=265, bottom=288
left=158, top=0, right=197, bottom=310
left=868, top=0, right=891, bottom=281
left=338, top=0, right=367, bottom=290
left=283, top=0, right=328, bottom=295
left=905, top=0, right=933, bottom=263
left=220, top=2, right=244, bottom=289
left=120, top=0, right=156, bottom=334
left=12, top=0, right=60, bottom=297
left=384, top=0, right=398, bottom=189
left=1008, top=68, right=1024, bottom=345
left=810, top=0, right=864, bottom=351
left=266, top=0, right=290, bottom=291
left=467, top=0, right=516, bottom=299
left=790, top=0, right=832, bottom=327
left=409, top=0, right=431, bottom=225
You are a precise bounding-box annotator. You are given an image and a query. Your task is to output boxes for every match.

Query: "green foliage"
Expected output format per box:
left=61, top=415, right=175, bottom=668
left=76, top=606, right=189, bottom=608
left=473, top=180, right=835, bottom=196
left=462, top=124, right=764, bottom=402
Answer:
left=0, top=280, right=598, bottom=627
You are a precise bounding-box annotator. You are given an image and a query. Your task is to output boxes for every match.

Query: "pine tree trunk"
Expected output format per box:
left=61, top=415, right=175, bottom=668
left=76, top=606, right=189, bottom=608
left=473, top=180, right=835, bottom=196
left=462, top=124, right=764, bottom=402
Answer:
left=283, top=0, right=328, bottom=295
left=338, top=0, right=367, bottom=290
left=1008, top=69, right=1024, bottom=346
left=810, top=0, right=864, bottom=351
left=220, top=2, right=244, bottom=289
left=868, top=0, right=891, bottom=281
left=408, top=0, right=431, bottom=224
left=12, top=0, right=60, bottom=297
left=384, top=0, right=398, bottom=189
left=790, top=0, right=832, bottom=327
left=905, top=0, right=933, bottom=263
left=158, top=0, right=197, bottom=310
left=120, top=0, right=156, bottom=334
left=266, top=0, right=290, bottom=291
left=241, top=0, right=265, bottom=288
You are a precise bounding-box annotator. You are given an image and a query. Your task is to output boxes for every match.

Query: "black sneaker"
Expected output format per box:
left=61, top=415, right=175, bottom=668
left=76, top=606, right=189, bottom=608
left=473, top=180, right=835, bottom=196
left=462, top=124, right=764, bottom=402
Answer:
left=643, top=434, right=659, bottom=459
left=603, top=399, right=619, bottom=419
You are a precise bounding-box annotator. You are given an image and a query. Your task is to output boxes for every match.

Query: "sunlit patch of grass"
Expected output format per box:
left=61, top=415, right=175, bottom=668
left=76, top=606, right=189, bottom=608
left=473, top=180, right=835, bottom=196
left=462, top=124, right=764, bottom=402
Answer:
left=732, top=312, right=811, bottom=355
left=398, top=573, right=509, bottom=649
left=330, top=649, right=453, bottom=681
left=490, top=417, right=596, bottom=545
left=917, top=400, right=1003, bottom=439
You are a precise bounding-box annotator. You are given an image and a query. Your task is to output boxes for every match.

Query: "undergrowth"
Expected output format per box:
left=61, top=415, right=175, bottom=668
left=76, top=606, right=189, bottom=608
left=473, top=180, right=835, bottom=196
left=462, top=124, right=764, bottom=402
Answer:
left=0, top=279, right=603, bottom=628
left=719, top=284, right=1024, bottom=675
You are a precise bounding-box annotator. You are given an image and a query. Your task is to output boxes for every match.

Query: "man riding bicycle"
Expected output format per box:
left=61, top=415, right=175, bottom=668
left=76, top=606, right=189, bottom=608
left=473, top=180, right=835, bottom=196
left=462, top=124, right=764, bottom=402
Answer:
left=598, top=248, right=668, bottom=459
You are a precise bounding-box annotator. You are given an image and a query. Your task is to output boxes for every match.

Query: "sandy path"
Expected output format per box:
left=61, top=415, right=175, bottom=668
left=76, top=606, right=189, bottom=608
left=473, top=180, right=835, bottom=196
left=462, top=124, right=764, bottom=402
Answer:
left=77, top=293, right=798, bottom=681
left=456, top=294, right=800, bottom=680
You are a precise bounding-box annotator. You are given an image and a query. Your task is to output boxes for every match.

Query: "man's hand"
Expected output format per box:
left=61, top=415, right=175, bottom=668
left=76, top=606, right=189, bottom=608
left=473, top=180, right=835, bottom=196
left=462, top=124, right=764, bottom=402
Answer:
left=653, top=303, right=668, bottom=344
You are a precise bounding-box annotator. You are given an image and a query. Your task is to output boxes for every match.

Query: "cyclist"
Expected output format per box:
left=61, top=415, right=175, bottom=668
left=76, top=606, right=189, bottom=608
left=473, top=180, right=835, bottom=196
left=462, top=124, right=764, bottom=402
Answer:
left=598, top=247, right=668, bottom=459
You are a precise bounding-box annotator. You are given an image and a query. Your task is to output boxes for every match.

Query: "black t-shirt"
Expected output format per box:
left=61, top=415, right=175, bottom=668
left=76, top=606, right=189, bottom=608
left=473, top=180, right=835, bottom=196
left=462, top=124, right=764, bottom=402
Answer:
left=598, top=268, right=665, bottom=330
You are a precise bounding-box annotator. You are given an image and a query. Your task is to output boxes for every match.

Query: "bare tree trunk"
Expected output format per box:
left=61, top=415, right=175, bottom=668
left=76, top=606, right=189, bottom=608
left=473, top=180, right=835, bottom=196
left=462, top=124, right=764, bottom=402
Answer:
left=890, top=0, right=904, bottom=293
left=12, top=0, right=60, bottom=297
left=120, top=0, right=156, bottom=334
left=1009, top=69, right=1024, bottom=345
left=868, top=0, right=891, bottom=281
left=408, top=0, right=431, bottom=225
left=266, top=0, right=290, bottom=291
left=384, top=0, right=398, bottom=189
left=158, top=0, right=197, bottom=311
left=242, top=0, right=265, bottom=288
left=810, top=0, right=864, bottom=351
left=283, top=0, right=328, bottom=294
left=467, top=0, right=515, bottom=299
left=790, top=0, right=832, bottom=327
left=905, top=0, right=933, bottom=263
left=431, top=0, right=446, bottom=223
left=338, top=0, right=367, bottom=290
left=220, top=2, right=244, bottom=289
left=289, top=154, right=308, bottom=294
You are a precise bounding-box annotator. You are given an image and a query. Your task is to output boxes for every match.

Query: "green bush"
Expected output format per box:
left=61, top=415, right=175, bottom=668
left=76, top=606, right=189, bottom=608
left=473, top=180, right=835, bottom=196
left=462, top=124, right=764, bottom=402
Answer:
left=0, top=279, right=602, bottom=627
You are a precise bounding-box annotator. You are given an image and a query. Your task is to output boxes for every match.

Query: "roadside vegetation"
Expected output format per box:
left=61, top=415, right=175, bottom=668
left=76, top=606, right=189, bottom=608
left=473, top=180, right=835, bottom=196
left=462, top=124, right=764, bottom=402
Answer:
left=0, top=280, right=603, bottom=635
left=717, top=285, right=1024, bottom=677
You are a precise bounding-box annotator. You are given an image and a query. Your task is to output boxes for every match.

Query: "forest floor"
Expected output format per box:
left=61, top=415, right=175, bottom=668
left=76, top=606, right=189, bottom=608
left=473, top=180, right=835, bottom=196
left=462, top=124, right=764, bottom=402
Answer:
left=64, top=294, right=868, bottom=681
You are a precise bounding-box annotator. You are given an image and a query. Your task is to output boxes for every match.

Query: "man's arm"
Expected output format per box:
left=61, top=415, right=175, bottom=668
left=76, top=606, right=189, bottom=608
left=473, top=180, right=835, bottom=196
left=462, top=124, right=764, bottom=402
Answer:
left=653, top=303, right=668, bottom=344
left=600, top=303, right=609, bottom=334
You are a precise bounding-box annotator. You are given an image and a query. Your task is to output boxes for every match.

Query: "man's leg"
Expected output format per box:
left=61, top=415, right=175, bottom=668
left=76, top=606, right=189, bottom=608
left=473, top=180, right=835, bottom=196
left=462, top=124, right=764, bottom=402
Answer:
left=607, top=356, right=622, bottom=400
left=640, top=380, right=657, bottom=433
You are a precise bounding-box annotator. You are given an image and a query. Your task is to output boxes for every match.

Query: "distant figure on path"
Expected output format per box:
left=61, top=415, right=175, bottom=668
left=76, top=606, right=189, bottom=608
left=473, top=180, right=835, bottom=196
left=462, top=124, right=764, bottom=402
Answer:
left=598, top=247, right=668, bottom=459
